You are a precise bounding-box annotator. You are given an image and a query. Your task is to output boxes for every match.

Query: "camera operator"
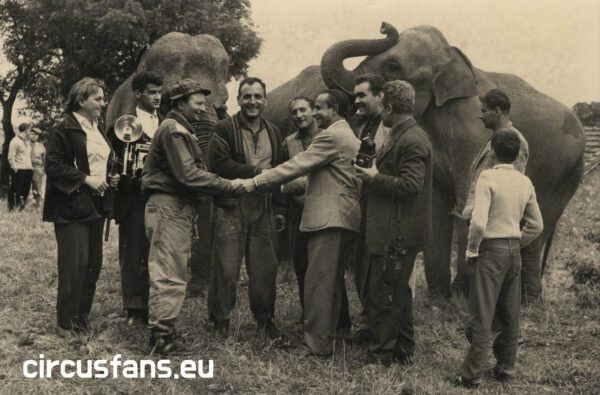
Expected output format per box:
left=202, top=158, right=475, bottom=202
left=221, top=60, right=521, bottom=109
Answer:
left=354, top=80, right=432, bottom=366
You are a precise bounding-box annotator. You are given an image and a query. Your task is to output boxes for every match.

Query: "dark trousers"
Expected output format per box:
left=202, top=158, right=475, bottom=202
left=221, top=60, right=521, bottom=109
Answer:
left=118, top=193, right=149, bottom=312
left=288, top=201, right=308, bottom=310
left=304, top=228, right=353, bottom=355
left=354, top=233, right=370, bottom=331
left=8, top=169, right=33, bottom=210
left=461, top=238, right=521, bottom=381
left=54, top=218, right=104, bottom=329
left=367, top=252, right=416, bottom=363
left=188, top=197, right=213, bottom=289
left=208, top=195, right=278, bottom=323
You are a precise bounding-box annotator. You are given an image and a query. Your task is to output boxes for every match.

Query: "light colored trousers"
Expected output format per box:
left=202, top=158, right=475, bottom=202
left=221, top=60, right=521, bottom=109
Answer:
left=145, top=193, right=195, bottom=335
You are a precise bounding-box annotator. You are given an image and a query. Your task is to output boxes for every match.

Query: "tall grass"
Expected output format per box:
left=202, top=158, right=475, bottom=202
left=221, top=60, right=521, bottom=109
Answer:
left=0, top=172, right=599, bottom=393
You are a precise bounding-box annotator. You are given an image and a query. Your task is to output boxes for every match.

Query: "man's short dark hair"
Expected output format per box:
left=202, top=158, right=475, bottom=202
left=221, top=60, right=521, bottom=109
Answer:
left=491, top=130, right=520, bottom=163
left=381, top=80, right=415, bottom=115
left=131, top=71, right=163, bottom=93
left=18, top=123, right=31, bottom=132
left=321, top=89, right=349, bottom=117
left=237, top=77, right=267, bottom=97
left=354, top=73, right=386, bottom=95
left=482, top=89, right=511, bottom=114
left=288, top=96, right=315, bottom=111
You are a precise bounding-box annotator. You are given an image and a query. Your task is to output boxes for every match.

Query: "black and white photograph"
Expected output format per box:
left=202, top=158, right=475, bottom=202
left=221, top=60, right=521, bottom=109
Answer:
left=0, top=0, right=599, bottom=393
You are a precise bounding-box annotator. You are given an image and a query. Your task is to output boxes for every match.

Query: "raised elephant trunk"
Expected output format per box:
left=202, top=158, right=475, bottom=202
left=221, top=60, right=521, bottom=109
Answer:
left=320, top=22, right=399, bottom=95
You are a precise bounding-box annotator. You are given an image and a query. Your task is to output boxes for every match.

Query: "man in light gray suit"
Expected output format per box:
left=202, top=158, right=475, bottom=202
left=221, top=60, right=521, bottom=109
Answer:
left=243, top=89, right=361, bottom=355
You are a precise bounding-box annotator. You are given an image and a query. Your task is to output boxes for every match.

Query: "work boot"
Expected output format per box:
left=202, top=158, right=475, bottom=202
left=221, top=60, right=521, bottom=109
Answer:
left=453, top=374, right=482, bottom=389
left=149, top=331, right=178, bottom=356
left=257, top=319, right=282, bottom=340
left=213, top=320, right=230, bottom=339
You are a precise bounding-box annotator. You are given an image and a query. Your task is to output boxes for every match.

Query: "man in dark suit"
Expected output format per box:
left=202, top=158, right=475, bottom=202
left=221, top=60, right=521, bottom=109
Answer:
left=107, top=71, right=164, bottom=326
left=247, top=89, right=360, bottom=355
left=355, top=80, right=433, bottom=366
left=351, top=73, right=390, bottom=344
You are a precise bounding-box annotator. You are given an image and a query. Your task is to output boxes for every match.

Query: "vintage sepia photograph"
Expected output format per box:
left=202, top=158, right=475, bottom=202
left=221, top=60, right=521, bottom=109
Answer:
left=0, top=0, right=598, bottom=393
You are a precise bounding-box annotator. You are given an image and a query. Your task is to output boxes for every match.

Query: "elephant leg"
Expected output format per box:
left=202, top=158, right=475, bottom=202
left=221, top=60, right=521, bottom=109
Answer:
left=423, top=186, right=454, bottom=300
left=520, top=236, right=545, bottom=304
left=452, top=220, right=470, bottom=297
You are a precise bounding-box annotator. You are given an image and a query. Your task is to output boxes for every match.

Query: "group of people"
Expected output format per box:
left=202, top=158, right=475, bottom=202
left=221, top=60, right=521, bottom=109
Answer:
left=41, top=68, right=543, bottom=387
left=6, top=122, right=46, bottom=210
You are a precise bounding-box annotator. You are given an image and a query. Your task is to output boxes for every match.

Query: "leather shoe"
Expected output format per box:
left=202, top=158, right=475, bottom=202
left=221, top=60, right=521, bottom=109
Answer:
left=213, top=320, right=230, bottom=339
left=257, top=319, right=282, bottom=339
left=454, top=374, right=482, bottom=389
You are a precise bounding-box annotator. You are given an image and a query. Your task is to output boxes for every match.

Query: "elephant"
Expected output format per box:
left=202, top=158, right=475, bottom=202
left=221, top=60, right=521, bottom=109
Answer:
left=263, top=22, right=585, bottom=299
left=106, top=31, right=230, bottom=127
left=106, top=31, right=230, bottom=294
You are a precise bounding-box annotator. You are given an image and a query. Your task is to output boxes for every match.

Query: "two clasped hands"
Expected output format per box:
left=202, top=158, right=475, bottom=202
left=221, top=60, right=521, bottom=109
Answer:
left=227, top=177, right=286, bottom=231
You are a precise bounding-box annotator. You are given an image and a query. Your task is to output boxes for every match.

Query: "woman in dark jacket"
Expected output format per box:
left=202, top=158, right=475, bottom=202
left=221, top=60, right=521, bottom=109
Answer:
left=43, top=77, right=118, bottom=332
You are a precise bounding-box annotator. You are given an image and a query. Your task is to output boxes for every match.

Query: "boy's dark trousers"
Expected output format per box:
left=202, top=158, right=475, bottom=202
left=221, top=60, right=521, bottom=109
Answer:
left=461, top=238, right=522, bottom=381
left=8, top=169, right=33, bottom=210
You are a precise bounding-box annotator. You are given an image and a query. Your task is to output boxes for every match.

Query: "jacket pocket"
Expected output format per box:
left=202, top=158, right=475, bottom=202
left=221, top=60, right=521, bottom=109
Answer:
left=396, top=215, right=424, bottom=251
left=61, top=188, right=96, bottom=221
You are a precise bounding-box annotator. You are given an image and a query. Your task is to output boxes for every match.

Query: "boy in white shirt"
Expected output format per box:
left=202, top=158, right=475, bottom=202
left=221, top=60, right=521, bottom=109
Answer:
left=455, top=130, right=543, bottom=388
left=29, top=128, right=46, bottom=208
left=7, top=123, right=33, bottom=210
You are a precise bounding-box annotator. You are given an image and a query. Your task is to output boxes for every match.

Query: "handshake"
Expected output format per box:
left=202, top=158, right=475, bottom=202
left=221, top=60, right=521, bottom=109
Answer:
left=229, top=178, right=260, bottom=194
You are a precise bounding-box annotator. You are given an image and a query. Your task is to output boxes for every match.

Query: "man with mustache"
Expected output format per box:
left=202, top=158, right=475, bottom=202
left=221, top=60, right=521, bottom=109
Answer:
left=108, top=71, right=164, bottom=327
left=244, top=89, right=360, bottom=356
left=354, top=80, right=433, bottom=366
left=208, top=77, right=286, bottom=340
left=280, top=96, right=321, bottom=320
left=350, top=73, right=390, bottom=345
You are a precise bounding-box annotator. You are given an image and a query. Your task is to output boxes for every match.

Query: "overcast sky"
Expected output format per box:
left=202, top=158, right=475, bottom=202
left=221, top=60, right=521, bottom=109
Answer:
left=226, top=0, right=600, bottom=111
left=1, top=0, right=599, bottom=127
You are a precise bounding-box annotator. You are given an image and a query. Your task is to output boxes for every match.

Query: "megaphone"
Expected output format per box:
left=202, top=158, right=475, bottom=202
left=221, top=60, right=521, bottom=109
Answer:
left=114, top=115, right=143, bottom=143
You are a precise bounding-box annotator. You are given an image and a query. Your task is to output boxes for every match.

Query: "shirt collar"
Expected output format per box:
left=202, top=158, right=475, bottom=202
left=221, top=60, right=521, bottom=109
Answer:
left=296, top=121, right=319, bottom=140
left=493, top=163, right=515, bottom=170
left=136, top=106, right=158, bottom=118
left=237, top=112, right=264, bottom=132
left=328, top=119, right=346, bottom=129
left=73, top=111, right=97, bottom=131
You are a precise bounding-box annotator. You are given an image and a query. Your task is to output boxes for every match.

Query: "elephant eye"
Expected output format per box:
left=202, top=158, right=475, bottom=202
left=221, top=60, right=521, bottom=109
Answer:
left=385, top=60, right=403, bottom=76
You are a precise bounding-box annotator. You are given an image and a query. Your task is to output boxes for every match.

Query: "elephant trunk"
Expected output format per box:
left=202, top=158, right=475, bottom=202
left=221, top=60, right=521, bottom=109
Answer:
left=189, top=104, right=219, bottom=164
left=320, top=22, right=399, bottom=95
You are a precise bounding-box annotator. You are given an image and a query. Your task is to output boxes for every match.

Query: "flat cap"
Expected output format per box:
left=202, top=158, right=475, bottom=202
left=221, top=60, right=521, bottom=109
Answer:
left=169, top=78, right=211, bottom=101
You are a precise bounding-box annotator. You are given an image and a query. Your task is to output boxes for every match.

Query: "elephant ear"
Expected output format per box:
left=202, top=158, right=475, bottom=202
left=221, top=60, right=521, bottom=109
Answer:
left=431, top=47, right=478, bottom=108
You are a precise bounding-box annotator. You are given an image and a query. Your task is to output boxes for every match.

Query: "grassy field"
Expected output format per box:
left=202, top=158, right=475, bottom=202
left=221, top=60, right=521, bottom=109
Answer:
left=0, top=171, right=599, bottom=394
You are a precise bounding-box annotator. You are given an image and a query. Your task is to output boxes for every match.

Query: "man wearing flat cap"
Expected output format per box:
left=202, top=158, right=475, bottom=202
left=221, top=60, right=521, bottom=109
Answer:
left=141, top=78, right=244, bottom=355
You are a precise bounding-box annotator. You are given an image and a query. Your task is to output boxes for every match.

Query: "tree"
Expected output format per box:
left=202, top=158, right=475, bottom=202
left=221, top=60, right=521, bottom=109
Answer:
left=573, top=102, right=600, bottom=127
left=0, top=0, right=63, bottom=193
left=0, top=0, right=262, bottom=191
